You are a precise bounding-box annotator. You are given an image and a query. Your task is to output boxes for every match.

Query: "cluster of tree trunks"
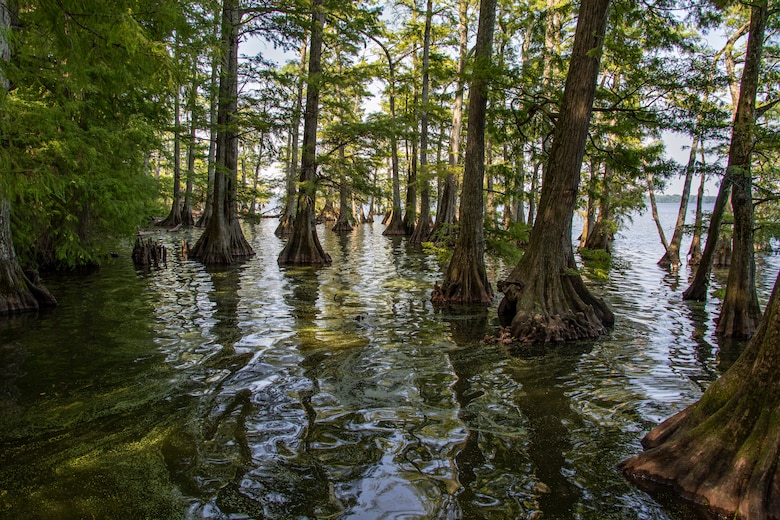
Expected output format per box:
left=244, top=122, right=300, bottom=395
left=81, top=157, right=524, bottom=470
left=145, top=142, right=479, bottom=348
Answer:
left=188, top=0, right=254, bottom=265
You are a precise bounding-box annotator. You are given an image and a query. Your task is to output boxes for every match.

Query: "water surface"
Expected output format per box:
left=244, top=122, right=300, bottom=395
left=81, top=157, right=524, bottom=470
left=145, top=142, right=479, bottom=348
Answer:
left=1, top=204, right=778, bottom=519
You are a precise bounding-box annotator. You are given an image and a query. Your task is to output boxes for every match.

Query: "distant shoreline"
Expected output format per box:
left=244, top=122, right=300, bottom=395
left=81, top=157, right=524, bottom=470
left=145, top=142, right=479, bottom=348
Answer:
left=651, top=194, right=717, bottom=204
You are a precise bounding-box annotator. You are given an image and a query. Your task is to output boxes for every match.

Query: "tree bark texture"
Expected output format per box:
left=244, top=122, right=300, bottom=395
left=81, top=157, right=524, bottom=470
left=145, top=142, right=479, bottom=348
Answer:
left=380, top=43, right=407, bottom=236
left=432, top=0, right=496, bottom=305
left=190, top=0, right=254, bottom=264
left=410, top=0, right=434, bottom=245
left=583, top=163, right=613, bottom=253
left=683, top=172, right=731, bottom=300
left=497, top=0, right=614, bottom=343
left=431, top=0, right=468, bottom=245
left=278, top=0, right=330, bottom=266
left=713, top=2, right=766, bottom=338
left=620, top=269, right=780, bottom=519
left=276, top=40, right=307, bottom=238
left=0, top=0, right=56, bottom=313
left=332, top=148, right=354, bottom=233
left=182, top=68, right=198, bottom=228
left=683, top=4, right=766, bottom=305
left=196, top=14, right=220, bottom=228
left=159, top=85, right=183, bottom=228
left=688, top=157, right=705, bottom=266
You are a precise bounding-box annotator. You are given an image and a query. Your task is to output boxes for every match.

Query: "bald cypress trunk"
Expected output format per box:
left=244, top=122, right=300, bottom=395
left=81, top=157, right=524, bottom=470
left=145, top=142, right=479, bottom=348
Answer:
left=713, top=2, right=766, bottom=338
left=189, top=0, right=254, bottom=264
left=410, top=0, right=433, bottom=245
left=432, top=0, right=496, bottom=304
left=159, top=85, right=183, bottom=228
left=276, top=40, right=306, bottom=238
left=0, top=0, right=56, bottom=313
left=431, top=0, right=468, bottom=244
left=497, top=0, right=613, bottom=343
left=621, top=270, right=780, bottom=519
left=278, top=0, right=330, bottom=266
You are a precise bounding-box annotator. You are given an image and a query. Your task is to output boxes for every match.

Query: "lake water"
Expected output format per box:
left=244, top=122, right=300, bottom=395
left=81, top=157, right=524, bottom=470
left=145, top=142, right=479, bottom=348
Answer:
left=1, top=203, right=778, bottom=519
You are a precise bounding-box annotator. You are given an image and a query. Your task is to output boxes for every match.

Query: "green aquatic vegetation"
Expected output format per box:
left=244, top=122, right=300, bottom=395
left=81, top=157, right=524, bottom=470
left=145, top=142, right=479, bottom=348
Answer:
left=578, top=248, right=613, bottom=281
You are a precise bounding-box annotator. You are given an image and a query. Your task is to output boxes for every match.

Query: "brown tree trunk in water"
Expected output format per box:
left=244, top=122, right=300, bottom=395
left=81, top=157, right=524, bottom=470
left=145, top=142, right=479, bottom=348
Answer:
left=584, top=163, right=613, bottom=253
left=688, top=154, right=706, bottom=266
left=432, top=0, right=497, bottom=305
left=0, top=1, right=56, bottom=314
left=182, top=66, right=198, bottom=228
left=196, top=13, right=220, bottom=229
left=403, top=122, right=418, bottom=235
left=620, top=270, right=780, bottom=519
left=278, top=0, right=330, bottom=266
left=276, top=40, right=307, bottom=237
left=646, top=171, right=670, bottom=253
left=375, top=39, right=407, bottom=236
left=332, top=148, right=354, bottom=233
left=159, top=85, right=183, bottom=228
left=497, top=0, right=614, bottom=343
left=189, top=0, right=254, bottom=264
left=683, top=172, right=731, bottom=300
left=410, top=0, right=433, bottom=245
left=713, top=2, right=766, bottom=339
left=657, top=136, right=698, bottom=269
left=683, top=12, right=765, bottom=304
left=431, top=0, right=468, bottom=244
left=0, top=199, right=57, bottom=314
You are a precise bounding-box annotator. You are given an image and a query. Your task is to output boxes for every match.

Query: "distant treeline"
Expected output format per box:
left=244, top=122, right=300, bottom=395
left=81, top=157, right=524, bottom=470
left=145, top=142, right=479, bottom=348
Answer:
left=652, top=194, right=718, bottom=204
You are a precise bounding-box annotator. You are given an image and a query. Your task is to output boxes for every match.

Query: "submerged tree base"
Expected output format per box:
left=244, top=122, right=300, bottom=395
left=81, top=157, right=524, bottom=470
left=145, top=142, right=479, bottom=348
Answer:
left=189, top=220, right=254, bottom=265
left=620, top=272, right=780, bottom=520
left=382, top=213, right=408, bottom=236
left=498, top=270, right=614, bottom=344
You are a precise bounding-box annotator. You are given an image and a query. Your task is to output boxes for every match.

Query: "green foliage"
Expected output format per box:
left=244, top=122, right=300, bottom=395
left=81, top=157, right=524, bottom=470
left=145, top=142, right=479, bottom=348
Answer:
left=421, top=240, right=452, bottom=267
left=485, top=221, right=529, bottom=265
left=578, top=248, right=613, bottom=281
left=1, top=0, right=181, bottom=269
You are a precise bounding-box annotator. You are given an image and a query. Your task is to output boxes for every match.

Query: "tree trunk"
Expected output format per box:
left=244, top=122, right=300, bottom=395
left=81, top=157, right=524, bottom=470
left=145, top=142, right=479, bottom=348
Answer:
left=714, top=2, right=767, bottom=338
left=497, top=0, right=614, bottom=343
left=688, top=152, right=706, bottom=266
left=0, top=199, right=57, bottom=314
left=527, top=161, right=539, bottom=226
left=657, top=120, right=704, bottom=269
left=0, top=0, right=56, bottom=314
left=189, top=0, right=254, bottom=264
left=431, top=0, right=468, bottom=244
left=278, top=0, right=330, bottom=266
left=431, top=0, right=497, bottom=305
left=196, top=12, right=221, bottom=229
left=580, top=161, right=597, bottom=248
left=276, top=40, right=307, bottom=237
left=181, top=67, right=198, bottom=228
left=159, top=84, right=183, bottom=228
left=410, top=0, right=433, bottom=245
left=646, top=170, right=670, bottom=253
left=683, top=171, right=732, bottom=300
left=620, top=269, right=780, bottom=519
left=332, top=148, right=354, bottom=233
left=379, top=40, right=407, bottom=236
left=403, top=115, right=418, bottom=234
left=583, top=163, right=613, bottom=253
